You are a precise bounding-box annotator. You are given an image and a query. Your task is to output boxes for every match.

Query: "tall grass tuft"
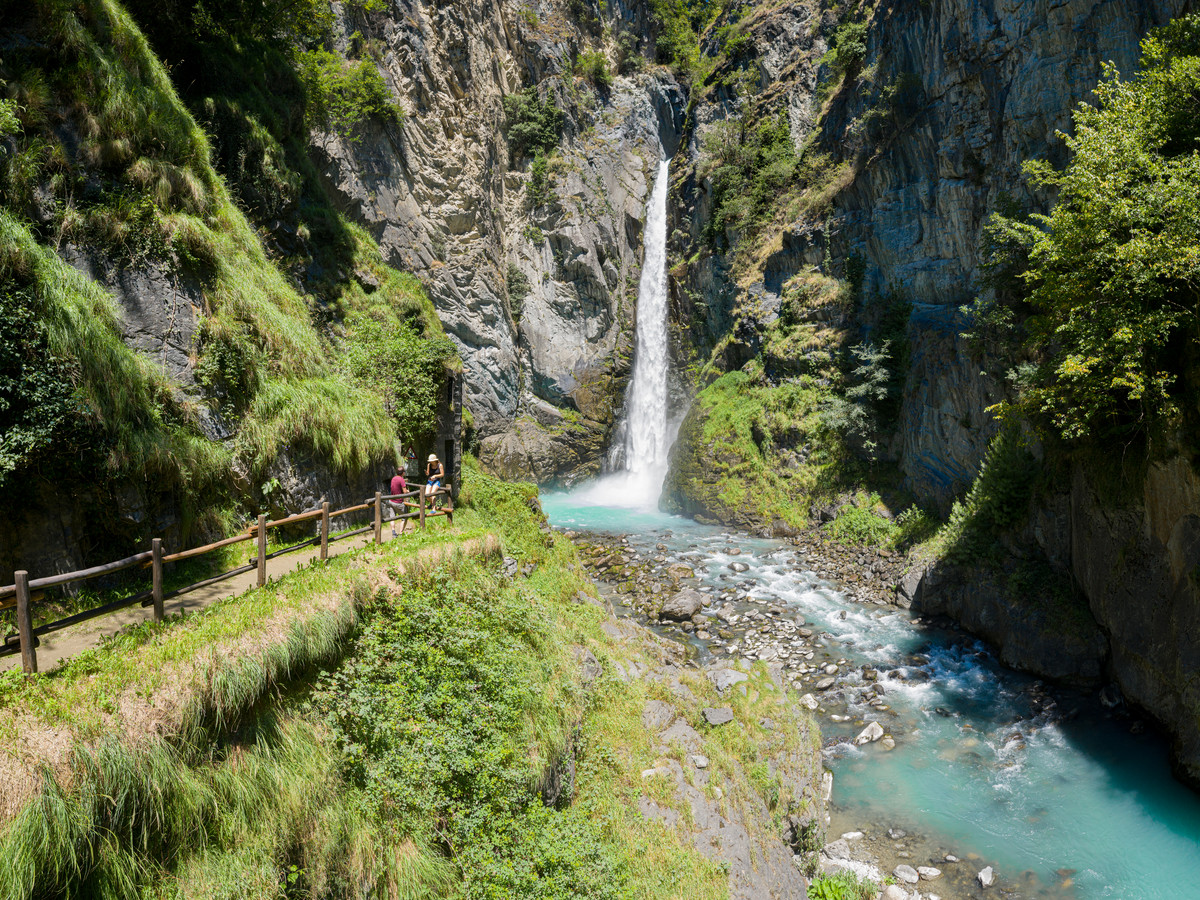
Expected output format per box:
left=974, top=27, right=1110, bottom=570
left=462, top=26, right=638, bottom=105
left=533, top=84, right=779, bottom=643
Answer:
left=0, top=212, right=230, bottom=493
left=235, top=377, right=394, bottom=478
left=0, top=717, right=451, bottom=900
left=2, top=0, right=406, bottom=510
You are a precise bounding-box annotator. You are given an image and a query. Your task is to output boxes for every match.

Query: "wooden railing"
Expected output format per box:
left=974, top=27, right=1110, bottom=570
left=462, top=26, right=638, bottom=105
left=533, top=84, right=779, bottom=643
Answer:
left=0, top=486, right=453, bottom=674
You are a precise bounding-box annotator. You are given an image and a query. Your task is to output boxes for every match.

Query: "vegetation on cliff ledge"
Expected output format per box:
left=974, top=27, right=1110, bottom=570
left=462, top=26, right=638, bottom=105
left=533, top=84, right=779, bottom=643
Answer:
left=984, top=16, right=1200, bottom=446
left=0, top=0, right=450, bottom=549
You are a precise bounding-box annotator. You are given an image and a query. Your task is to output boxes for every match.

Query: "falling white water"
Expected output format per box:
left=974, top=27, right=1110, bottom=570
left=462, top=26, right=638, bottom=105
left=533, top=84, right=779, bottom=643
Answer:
left=623, top=159, right=672, bottom=482
left=573, top=159, right=672, bottom=510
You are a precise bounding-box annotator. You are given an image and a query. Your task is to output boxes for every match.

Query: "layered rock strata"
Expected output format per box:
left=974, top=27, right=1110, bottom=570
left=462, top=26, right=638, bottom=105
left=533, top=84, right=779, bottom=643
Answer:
left=312, top=0, right=685, bottom=483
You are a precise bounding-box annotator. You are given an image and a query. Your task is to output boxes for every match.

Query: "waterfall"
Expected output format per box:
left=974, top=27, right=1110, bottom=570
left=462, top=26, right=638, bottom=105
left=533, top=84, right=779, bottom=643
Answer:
left=622, top=158, right=672, bottom=494
left=575, top=159, right=673, bottom=510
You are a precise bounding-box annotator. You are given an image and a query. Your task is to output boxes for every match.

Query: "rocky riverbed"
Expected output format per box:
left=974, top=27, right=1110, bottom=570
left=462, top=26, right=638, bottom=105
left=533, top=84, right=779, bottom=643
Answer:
left=566, top=526, right=1077, bottom=900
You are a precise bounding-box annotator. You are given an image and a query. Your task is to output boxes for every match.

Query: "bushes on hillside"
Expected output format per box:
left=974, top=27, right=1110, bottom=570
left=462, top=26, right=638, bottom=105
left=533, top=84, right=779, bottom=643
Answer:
left=576, top=49, right=612, bottom=90
left=341, top=311, right=457, bottom=449
left=0, top=283, right=82, bottom=489
left=297, top=50, right=403, bottom=136
left=701, top=114, right=798, bottom=247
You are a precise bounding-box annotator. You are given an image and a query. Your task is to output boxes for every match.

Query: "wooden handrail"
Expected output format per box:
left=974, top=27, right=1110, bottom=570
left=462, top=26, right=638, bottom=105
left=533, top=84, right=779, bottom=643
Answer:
left=11, top=551, right=153, bottom=594
left=330, top=501, right=371, bottom=518
left=265, top=507, right=325, bottom=528
left=161, top=531, right=255, bottom=564
left=3, top=483, right=456, bottom=671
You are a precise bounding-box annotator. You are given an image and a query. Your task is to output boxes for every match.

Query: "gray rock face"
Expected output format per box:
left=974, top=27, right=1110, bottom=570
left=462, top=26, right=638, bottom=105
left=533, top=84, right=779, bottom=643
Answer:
left=831, top=0, right=1189, bottom=503
left=62, top=246, right=201, bottom=388
left=708, top=667, right=749, bottom=693
left=311, top=1, right=685, bottom=481
left=1068, top=456, right=1200, bottom=787
left=676, top=0, right=1188, bottom=508
left=659, top=717, right=703, bottom=751
left=897, top=304, right=1000, bottom=509
left=914, top=558, right=1109, bottom=687
left=259, top=450, right=384, bottom=526
left=642, top=699, right=677, bottom=731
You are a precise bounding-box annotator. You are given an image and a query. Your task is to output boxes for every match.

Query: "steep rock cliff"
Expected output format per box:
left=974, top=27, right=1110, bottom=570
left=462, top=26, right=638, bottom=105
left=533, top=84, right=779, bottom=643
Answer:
left=1069, top=457, right=1200, bottom=786
left=661, top=0, right=1200, bottom=786
left=820, top=0, right=1192, bottom=503
left=311, top=0, right=684, bottom=483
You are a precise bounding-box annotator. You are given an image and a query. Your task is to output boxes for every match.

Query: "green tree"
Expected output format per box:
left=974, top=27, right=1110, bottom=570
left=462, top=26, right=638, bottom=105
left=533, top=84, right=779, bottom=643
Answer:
left=993, top=17, right=1200, bottom=441
left=701, top=114, right=798, bottom=247
left=0, top=284, right=83, bottom=489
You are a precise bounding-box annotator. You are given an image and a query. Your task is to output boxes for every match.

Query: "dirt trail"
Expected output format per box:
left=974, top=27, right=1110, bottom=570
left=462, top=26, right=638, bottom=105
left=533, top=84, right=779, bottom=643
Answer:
left=0, top=526, right=418, bottom=674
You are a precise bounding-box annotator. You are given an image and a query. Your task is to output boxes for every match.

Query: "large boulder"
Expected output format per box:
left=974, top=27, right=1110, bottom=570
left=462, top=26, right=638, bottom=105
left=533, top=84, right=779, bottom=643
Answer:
left=659, top=588, right=706, bottom=621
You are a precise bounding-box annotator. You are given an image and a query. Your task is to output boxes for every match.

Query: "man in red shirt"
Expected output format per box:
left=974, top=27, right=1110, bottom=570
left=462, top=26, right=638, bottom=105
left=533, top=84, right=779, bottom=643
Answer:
left=389, top=466, right=408, bottom=538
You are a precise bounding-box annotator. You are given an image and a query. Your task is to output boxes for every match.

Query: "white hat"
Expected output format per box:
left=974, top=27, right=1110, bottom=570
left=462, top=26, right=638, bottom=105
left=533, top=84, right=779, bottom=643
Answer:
left=428, top=454, right=438, bottom=462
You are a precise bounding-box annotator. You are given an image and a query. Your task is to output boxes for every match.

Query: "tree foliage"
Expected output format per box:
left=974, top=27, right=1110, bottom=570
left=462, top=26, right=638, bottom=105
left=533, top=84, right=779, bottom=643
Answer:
left=991, top=16, right=1200, bottom=441
left=297, top=49, right=402, bottom=136
left=701, top=113, right=798, bottom=246
left=502, top=87, right=563, bottom=161
left=0, top=283, right=82, bottom=489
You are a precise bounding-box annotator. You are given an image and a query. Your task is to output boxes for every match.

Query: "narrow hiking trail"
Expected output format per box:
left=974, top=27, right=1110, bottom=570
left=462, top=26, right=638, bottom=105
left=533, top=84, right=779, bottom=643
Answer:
left=1, top=526, right=425, bottom=674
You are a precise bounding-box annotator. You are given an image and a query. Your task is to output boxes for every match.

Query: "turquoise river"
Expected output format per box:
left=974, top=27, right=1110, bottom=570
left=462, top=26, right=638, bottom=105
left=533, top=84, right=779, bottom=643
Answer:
left=542, top=488, right=1200, bottom=900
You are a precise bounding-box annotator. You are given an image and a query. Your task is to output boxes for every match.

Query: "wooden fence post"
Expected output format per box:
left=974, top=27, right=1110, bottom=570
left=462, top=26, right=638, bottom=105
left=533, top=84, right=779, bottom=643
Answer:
left=419, top=487, right=426, bottom=530
left=257, top=514, right=267, bottom=588
left=151, top=538, right=164, bottom=622
left=374, top=491, right=383, bottom=545
left=320, top=501, right=329, bottom=560
left=15, top=571, right=36, bottom=675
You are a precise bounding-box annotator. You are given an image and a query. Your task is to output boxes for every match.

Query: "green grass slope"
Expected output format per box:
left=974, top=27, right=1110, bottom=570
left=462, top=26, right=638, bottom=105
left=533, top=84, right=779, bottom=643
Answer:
left=0, top=0, right=452, bottom=553
left=0, top=460, right=779, bottom=900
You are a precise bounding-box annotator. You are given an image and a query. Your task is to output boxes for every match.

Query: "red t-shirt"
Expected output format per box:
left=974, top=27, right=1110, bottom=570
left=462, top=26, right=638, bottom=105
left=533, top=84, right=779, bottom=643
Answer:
left=390, top=474, right=407, bottom=495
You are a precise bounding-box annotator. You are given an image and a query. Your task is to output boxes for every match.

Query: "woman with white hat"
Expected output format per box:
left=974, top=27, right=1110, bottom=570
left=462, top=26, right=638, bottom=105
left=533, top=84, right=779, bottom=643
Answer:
left=425, top=453, right=445, bottom=502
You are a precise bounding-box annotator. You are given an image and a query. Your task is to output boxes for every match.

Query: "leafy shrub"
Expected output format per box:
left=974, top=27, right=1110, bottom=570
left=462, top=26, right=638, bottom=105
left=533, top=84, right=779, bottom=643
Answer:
left=821, top=341, right=892, bottom=459
left=824, top=493, right=895, bottom=546
left=701, top=114, right=798, bottom=247
left=195, top=319, right=262, bottom=414
left=0, top=283, right=81, bottom=489
left=936, top=426, right=1037, bottom=563
left=616, top=31, right=645, bottom=74
left=807, top=870, right=876, bottom=900
left=528, top=147, right=552, bottom=206
left=507, top=263, right=531, bottom=320
left=298, top=50, right=402, bottom=137
left=893, top=504, right=937, bottom=546
left=990, top=16, right=1200, bottom=441
left=341, top=312, right=457, bottom=449
left=576, top=49, right=612, bottom=90
left=503, top=87, right=564, bottom=161
left=822, top=20, right=868, bottom=78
